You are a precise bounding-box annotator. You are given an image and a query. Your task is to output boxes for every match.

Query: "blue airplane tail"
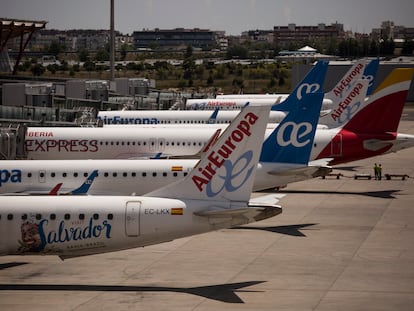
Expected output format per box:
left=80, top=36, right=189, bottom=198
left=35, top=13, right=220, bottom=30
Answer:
left=69, top=170, right=99, bottom=195
left=260, top=91, right=324, bottom=164
left=207, top=108, right=220, bottom=124
left=364, top=58, right=379, bottom=96
left=272, top=60, right=329, bottom=112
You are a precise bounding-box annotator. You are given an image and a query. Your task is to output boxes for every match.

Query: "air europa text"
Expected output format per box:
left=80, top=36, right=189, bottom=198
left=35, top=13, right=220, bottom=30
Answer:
left=192, top=111, right=259, bottom=191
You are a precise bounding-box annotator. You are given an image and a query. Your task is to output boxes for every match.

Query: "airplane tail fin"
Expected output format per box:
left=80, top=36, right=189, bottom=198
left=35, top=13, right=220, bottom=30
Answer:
left=324, top=59, right=367, bottom=100
left=319, top=78, right=370, bottom=128
left=343, top=68, right=414, bottom=133
left=324, top=58, right=379, bottom=104
left=67, top=170, right=99, bottom=195
left=144, top=105, right=271, bottom=202
left=272, top=60, right=329, bottom=112
left=260, top=91, right=324, bottom=164
left=364, top=58, right=380, bottom=96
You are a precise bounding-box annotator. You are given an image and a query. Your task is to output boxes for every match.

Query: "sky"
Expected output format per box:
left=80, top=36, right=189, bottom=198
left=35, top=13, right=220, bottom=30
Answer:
left=2, top=0, right=414, bottom=36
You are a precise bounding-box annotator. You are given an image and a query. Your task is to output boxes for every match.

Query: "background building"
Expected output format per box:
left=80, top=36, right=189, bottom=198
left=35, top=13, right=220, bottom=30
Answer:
left=132, top=28, right=217, bottom=50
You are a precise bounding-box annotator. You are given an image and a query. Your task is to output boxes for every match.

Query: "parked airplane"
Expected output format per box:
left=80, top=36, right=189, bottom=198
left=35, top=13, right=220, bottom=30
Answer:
left=97, top=59, right=330, bottom=125
left=25, top=60, right=328, bottom=160
left=2, top=89, right=326, bottom=195
left=97, top=105, right=287, bottom=125
left=0, top=105, right=284, bottom=259
left=186, top=58, right=379, bottom=110
left=25, top=68, right=414, bottom=165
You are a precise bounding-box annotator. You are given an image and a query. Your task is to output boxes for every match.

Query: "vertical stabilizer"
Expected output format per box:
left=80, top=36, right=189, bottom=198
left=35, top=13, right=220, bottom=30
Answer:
left=272, top=60, right=328, bottom=112
left=260, top=91, right=324, bottom=164
left=343, top=68, right=414, bottom=133
left=144, top=105, right=271, bottom=202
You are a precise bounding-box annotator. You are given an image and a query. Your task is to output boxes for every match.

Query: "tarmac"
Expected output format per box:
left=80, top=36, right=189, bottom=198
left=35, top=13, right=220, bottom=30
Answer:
left=1, top=107, right=414, bottom=311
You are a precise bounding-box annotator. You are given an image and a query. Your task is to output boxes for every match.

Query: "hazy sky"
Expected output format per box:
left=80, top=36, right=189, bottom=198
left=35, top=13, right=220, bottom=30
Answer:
left=2, top=0, right=413, bottom=35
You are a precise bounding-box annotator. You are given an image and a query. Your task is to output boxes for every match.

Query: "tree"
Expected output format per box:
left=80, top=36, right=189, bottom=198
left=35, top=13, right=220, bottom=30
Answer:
left=48, top=41, right=65, bottom=57
left=183, top=45, right=195, bottom=81
left=78, top=49, right=90, bottom=62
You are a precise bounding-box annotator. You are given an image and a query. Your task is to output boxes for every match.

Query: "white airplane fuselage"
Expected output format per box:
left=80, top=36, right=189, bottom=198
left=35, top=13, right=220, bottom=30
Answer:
left=0, top=195, right=255, bottom=258
left=25, top=126, right=414, bottom=165
left=0, top=160, right=318, bottom=195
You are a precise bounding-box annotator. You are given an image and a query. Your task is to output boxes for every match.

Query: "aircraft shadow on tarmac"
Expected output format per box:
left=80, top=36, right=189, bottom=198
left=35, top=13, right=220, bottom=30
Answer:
left=278, top=189, right=400, bottom=199
left=234, top=223, right=318, bottom=237
left=0, top=262, right=28, bottom=270
left=0, top=281, right=265, bottom=303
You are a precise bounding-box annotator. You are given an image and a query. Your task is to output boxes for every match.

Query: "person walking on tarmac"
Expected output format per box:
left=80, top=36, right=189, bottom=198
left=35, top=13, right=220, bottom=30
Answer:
left=378, top=164, right=382, bottom=180
left=374, top=163, right=379, bottom=180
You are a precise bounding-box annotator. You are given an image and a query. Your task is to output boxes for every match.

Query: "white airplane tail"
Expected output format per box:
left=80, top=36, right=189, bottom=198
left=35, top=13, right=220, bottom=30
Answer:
left=144, top=105, right=271, bottom=202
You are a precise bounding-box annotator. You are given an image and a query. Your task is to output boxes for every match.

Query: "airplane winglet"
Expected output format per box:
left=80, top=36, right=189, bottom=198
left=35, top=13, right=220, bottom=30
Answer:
left=66, top=170, right=99, bottom=195
left=48, top=183, right=63, bottom=195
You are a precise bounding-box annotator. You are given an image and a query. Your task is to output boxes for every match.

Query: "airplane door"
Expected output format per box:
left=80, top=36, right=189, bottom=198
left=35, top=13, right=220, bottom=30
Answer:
left=125, top=201, right=140, bottom=237
left=38, top=170, right=46, bottom=183
left=331, top=134, right=342, bottom=156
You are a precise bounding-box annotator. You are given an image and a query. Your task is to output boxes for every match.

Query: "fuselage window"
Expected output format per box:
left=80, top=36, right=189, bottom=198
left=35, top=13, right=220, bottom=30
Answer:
left=173, top=172, right=178, bottom=177
left=21, top=214, right=27, bottom=220
left=84, top=172, right=88, bottom=177
left=50, top=213, right=56, bottom=220
left=64, top=214, right=70, bottom=220
left=36, top=213, right=42, bottom=220
left=105, top=142, right=109, bottom=146
left=93, top=213, right=99, bottom=220
left=184, top=172, right=188, bottom=177
left=132, top=172, right=136, bottom=177
left=110, top=142, right=114, bottom=146
left=123, top=172, right=127, bottom=177
left=107, top=213, right=113, bottom=220
left=51, top=172, right=56, bottom=178
left=40, top=172, right=45, bottom=178
left=113, top=172, right=117, bottom=177
left=152, top=172, right=157, bottom=177
left=163, top=172, right=167, bottom=177
left=27, top=172, right=32, bottom=178
left=127, top=142, right=130, bottom=146
left=79, top=213, right=85, bottom=220
left=7, top=214, right=13, bottom=220
left=142, top=172, right=147, bottom=177
left=104, top=172, right=109, bottom=177
left=62, top=172, right=67, bottom=178
left=116, top=142, right=119, bottom=146
left=74, top=172, right=78, bottom=178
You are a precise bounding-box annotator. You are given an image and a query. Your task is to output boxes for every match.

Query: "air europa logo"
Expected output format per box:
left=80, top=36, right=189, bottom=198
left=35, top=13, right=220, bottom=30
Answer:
left=333, top=63, right=364, bottom=97
left=276, top=122, right=313, bottom=147
left=192, top=112, right=259, bottom=192
left=296, top=83, right=320, bottom=100
left=331, top=82, right=364, bottom=122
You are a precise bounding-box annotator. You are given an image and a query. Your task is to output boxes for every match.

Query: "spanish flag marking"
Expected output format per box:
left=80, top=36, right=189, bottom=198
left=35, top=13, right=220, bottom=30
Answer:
left=171, top=166, right=183, bottom=172
left=171, top=208, right=183, bottom=215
